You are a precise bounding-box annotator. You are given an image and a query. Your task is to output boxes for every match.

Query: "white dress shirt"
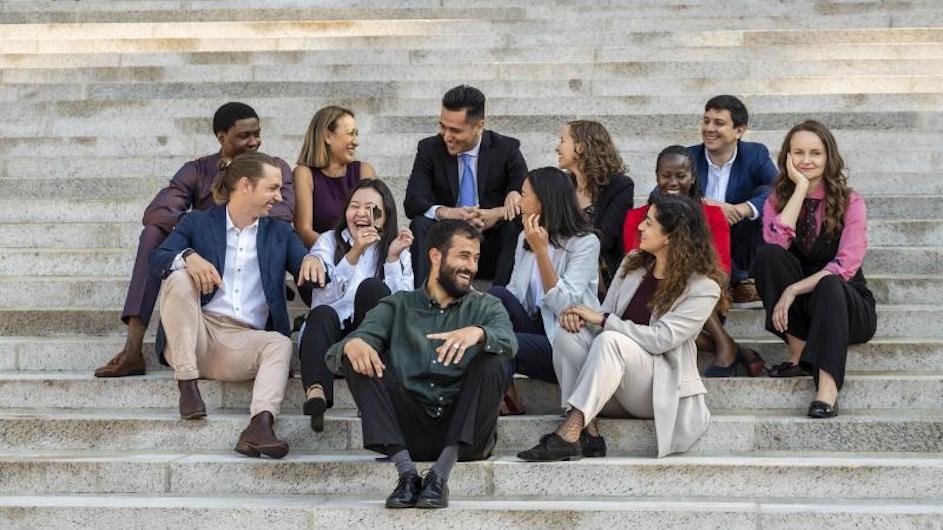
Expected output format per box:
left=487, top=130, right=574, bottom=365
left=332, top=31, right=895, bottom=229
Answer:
left=704, top=146, right=759, bottom=220
left=308, top=228, right=413, bottom=329
left=424, top=134, right=483, bottom=219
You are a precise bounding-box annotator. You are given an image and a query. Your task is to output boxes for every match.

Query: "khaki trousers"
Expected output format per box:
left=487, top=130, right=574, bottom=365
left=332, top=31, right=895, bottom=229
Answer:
left=159, top=269, right=292, bottom=418
left=552, top=328, right=655, bottom=424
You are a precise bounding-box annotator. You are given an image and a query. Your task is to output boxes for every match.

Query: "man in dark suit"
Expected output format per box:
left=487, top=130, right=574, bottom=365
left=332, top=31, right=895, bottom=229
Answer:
left=404, top=85, right=528, bottom=287
left=689, top=95, right=778, bottom=306
left=149, top=152, right=320, bottom=458
left=95, top=102, right=296, bottom=377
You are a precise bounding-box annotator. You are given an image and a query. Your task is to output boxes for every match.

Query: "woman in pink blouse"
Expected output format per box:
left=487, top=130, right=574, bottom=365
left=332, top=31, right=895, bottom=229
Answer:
left=753, top=120, right=876, bottom=418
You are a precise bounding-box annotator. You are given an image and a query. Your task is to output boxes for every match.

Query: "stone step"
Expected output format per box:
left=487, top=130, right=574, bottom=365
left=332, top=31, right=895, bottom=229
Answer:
left=4, top=494, right=943, bottom=530
left=0, top=371, right=939, bottom=414
left=0, top=273, right=936, bottom=310
left=0, top=449, right=940, bottom=500
left=0, top=408, right=940, bottom=455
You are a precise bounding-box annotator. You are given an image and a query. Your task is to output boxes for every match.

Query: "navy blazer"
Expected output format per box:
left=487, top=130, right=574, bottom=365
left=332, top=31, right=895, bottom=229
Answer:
left=689, top=140, right=778, bottom=215
left=403, top=130, right=528, bottom=219
left=149, top=205, right=308, bottom=362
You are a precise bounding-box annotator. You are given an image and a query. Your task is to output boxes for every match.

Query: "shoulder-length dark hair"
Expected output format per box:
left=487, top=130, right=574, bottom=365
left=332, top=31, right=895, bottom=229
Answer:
left=524, top=166, right=594, bottom=251
left=773, top=120, right=851, bottom=239
left=621, top=194, right=730, bottom=315
left=332, top=179, right=398, bottom=277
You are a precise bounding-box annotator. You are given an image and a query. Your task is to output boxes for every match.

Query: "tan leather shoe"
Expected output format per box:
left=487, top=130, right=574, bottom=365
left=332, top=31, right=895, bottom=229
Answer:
left=178, top=379, right=206, bottom=420
left=94, top=352, right=146, bottom=378
left=234, top=411, right=289, bottom=459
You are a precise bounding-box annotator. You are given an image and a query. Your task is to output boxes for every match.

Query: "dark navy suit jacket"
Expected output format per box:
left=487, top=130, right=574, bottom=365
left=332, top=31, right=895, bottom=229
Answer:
left=689, top=140, right=778, bottom=215
left=149, top=205, right=308, bottom=363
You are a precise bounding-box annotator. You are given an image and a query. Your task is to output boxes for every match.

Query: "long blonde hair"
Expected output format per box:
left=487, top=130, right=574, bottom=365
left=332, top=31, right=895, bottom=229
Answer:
left=297, top=105, right=355, bottom=168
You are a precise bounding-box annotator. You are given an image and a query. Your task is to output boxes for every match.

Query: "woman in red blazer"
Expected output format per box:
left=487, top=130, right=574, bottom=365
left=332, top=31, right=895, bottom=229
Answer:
left=624, top=145, right=764, bottom=377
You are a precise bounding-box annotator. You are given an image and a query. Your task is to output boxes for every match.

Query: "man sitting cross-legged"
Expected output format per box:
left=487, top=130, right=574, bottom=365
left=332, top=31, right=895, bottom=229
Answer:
left=149, top=151, right=320, bottom=458
left=326, top=219, right=518, bottom=509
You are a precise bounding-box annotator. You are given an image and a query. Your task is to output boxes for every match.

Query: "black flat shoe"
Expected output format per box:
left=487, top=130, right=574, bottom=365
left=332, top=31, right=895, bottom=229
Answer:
left=704, top=350, right=742, bottom=378
left=769, top=362, right=810, bottom=378
left=416, top=469, right=449, bottom=509
left=517, top=433, right=581, bottom=462
left=579, top=431, right=607, bottom=458
left=303, top=386, right=327, bottom=433
left=385, top=470, right=422, bottom=509
left=807, top=399, right=838, bottom=418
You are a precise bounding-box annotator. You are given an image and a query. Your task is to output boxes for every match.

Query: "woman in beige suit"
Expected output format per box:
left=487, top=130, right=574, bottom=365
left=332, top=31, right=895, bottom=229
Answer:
left=518, top=194, right=729, bottom=461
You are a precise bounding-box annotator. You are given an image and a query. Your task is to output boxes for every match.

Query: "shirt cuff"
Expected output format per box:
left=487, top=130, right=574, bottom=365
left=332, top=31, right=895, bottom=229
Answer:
left=747, top=201, right=759, bottom=221
left=479, top=327, right=509, bottom=356
left=170, top=249, right=190, bottom=271
left=424, top=205, right=442, bottom=220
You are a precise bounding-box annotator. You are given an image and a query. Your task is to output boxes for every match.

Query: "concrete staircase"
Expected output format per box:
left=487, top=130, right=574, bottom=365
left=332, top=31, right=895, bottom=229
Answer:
left=1, top=0, right=942, bottom=527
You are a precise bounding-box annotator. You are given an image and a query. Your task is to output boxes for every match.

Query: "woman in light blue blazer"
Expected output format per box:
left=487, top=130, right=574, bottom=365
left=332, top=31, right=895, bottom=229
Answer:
left=488, top=167, right=600, bottom=410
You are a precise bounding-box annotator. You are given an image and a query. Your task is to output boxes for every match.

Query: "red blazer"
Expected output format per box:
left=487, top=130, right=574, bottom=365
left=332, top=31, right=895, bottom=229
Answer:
left=622, top=203, right=731, bottom=274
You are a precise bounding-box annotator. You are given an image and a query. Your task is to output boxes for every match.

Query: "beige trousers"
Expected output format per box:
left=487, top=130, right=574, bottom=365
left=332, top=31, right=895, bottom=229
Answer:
left=159, top=269, right=292, bottom=418
left=553, top=328, right=655, bottom=424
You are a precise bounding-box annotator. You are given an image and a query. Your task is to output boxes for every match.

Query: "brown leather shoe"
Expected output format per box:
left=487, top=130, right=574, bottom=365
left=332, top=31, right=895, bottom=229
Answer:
left=94, top=352, right=146, bottom=378
left=732, top=279, right=763, bottom=309
left=178, top=379, right=206, bottom=420
left=234, top=411, right=289, bottom=459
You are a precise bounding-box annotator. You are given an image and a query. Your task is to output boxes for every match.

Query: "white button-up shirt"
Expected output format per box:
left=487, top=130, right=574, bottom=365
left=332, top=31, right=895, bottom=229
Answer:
left=308, top=228, right=413, bottom=328
left=704, top=146, right=759, bottom=220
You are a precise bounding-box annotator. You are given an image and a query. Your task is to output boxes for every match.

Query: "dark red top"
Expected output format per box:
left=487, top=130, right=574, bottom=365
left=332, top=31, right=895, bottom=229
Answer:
left=622, top=203, right=731, bottom=274
left=620, top=270, right=660, bottom=325
left=310, top=161, right=362, bottom=234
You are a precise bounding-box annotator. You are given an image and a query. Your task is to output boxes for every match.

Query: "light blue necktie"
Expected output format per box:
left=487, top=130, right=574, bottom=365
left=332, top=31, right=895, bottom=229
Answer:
left=457, top=153, right=476, bottom=207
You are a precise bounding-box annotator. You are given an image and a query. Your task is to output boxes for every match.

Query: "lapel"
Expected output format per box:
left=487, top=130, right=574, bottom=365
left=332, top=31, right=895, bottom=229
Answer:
left=726, top=141, right=745, bottom=203
left=209, top=206, right=227, bottom=273
left=605, top=266, right=645, bottom=316
left=476, top=131, right=492, bottom=203
left=256, top=217, right=271, bottom=296
left=694, top=145, right=709, bottom=197
left=443, top=137, right=460, bottom=204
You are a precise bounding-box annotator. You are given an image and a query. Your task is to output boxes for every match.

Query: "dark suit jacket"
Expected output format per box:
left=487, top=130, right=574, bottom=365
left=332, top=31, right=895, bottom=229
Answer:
left=592, top=173, right=634, bottom=286
left=689, top=140, right=777, bottom=214
left=141, top=152, right=295, bottom=230
left=149, top=205, right=308, bottom=363
left=404, top=130, right=528, bottom=219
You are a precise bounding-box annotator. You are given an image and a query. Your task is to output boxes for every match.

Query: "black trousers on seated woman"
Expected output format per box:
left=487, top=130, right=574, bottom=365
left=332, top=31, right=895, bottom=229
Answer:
left=298, top=277, right=391, bottom=407
left=753, top=244, right=876, bottom=389
left=486, top=286, right=557, bottom=384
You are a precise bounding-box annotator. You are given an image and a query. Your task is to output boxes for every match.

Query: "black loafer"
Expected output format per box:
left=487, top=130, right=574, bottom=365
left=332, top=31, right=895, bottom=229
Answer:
left=807, top=399, right=838, bottom=418
left=303, top=395, right=327, bottom=433
left=416, top=469, right=449, bottom=509
left=385, top=470, right=422, bottom=509
left=579, top=431, right=607, bottom=458
left=769, top=362, right=810, bottom=378
left=517, top=433, right=582, bottom=462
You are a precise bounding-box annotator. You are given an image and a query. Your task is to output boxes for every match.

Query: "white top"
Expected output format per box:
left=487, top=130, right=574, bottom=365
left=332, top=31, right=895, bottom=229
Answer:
left=424, top=134, right=482, bottom=219
left=704, top=146, right=759, bottom=220
left=307, top=228, right=413, bottom=328
left=202, top=208, right=268, bottom=329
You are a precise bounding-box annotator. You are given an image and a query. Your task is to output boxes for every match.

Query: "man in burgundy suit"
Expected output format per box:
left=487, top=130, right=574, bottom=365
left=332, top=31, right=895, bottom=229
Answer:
left=94, top=102, right=295, bottom=377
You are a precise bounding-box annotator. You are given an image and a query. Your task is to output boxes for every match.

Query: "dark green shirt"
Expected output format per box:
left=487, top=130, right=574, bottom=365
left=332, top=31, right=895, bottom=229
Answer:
left=326, top=286, right=517, bottom=417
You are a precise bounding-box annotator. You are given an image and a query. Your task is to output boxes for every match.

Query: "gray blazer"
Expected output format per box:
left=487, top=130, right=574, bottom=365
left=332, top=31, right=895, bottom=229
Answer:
left=506, top=232, right=600, bottom=342
left=600, top=262, right=719, bottom=457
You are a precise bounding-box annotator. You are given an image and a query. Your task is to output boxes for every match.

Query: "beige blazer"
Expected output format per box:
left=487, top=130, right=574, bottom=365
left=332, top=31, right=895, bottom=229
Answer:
left=600, top=263, right=720, bottom=457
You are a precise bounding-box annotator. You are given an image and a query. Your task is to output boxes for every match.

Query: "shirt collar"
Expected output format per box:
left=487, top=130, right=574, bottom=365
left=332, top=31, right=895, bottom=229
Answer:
left=341, top=228, right=353, bottom=244
left=459, top=134, right=483, bottom=159
left=225, top=206, right=259, bottom=233
left=705, top=144, right=738, bottom=171
left=420, top=280, right=470, bottom=309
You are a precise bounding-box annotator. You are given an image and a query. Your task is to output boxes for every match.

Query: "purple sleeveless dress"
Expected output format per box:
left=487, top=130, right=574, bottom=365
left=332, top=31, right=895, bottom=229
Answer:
left=311, top=161, right=362, bottom=234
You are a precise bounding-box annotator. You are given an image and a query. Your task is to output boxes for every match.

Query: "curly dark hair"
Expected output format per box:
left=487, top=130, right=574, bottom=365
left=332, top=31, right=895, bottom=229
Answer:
left=566, top=120, right=626, bottom=203
left=773, top=120, right=850, bottom=239
left=620, top=194, right=730, bottom=316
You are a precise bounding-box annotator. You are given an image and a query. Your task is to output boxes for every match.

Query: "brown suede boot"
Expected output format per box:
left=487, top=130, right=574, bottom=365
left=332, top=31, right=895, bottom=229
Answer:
left=234, top=411, right=289, bottom=459
left=178, top=379, right=206, bottom=420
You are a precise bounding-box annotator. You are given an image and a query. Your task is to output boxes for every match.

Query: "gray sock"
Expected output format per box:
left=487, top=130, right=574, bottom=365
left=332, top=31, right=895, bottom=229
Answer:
left=430, top=444, right=459, bottom=481
left=390, top=449, right=416, bottom=476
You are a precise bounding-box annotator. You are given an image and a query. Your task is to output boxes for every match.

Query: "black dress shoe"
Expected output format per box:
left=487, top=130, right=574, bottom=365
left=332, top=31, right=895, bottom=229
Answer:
left=769, top=362, right=810, bottom=378
left=385, top=470, right=422, bottom=509
left=416, top=469, right=449, bottom=509
left=517, top=432, right=581, bottom=462
left=579, top=431, right=607, bottom=458
left=807, top=399, right=839, bottom=418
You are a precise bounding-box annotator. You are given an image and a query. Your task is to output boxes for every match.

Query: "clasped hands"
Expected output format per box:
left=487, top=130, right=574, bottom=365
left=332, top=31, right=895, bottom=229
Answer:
left=559, top=304, right=605, bottom=333
left=344, top=326, right=485, bottom=378
left=438, top=191, right=522, bottom=229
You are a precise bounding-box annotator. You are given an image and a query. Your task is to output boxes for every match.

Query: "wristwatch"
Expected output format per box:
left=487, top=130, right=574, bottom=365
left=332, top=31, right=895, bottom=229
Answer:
left=181, top=248, right=195, bottom=264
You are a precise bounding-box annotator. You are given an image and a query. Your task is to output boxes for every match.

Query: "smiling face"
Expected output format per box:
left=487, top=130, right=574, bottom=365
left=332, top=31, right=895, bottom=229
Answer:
left=345, top=187, right=385, bottom=237
left=555, top=124, right=579, bottom=172
left=700, top=108, right=744, bottom=156
left=241, top=164, right=283, bottom=218
left=325, top=113, right=359, bottom=166
left=519, top=177, right=542, bottom=217
left=217, top=117, right=262, bottom=160
left=638, top=204, right=669, bottom=254
left=439, top=107, right=484, bottom=156
left=431, top=235, right=480, bottom=297
left=788, top=130, right=827, bottom=183
left=656, top=153, right=696, bottom=197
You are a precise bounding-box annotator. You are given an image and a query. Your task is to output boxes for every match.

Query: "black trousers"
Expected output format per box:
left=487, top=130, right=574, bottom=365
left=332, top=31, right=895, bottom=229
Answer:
left=298, top=277, right=391, bottom=407
left=487, top=286, right=557, bottom=384
left=409, top=216, right=520, bottom=288
left=344, top=352, right=509, bottom=461
left=753, top=245, right=877, bottom=389
left=730, top=217, right=764, bottom=284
